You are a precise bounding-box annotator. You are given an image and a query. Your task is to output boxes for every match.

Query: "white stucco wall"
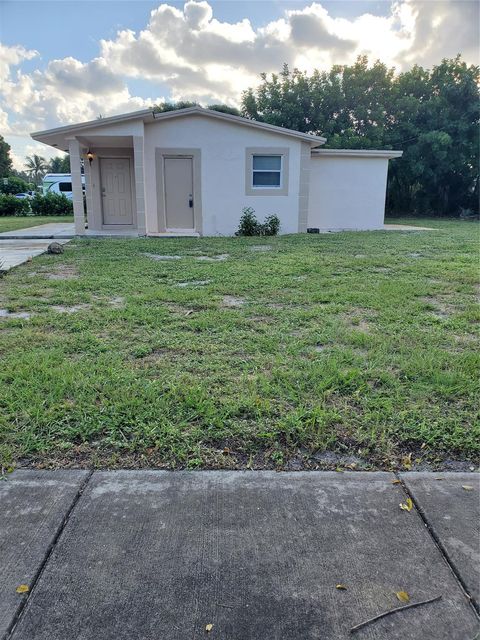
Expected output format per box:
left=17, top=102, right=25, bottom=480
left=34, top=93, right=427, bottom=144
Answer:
left=307, top=155, right=390, bottom=231
left=143, top=115, right=304, bottom=236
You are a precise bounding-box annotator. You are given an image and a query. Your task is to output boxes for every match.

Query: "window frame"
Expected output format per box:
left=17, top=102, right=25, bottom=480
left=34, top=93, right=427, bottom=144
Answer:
left=251, top=154, right=283, bottom=189
left=245, top=147, right=289, bottom=196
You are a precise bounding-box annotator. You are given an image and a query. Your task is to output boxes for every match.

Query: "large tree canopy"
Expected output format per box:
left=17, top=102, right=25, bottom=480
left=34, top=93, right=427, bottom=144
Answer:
left=0, top=135, right=13, bottom=178
left=242, top=56, right=479, bottom=216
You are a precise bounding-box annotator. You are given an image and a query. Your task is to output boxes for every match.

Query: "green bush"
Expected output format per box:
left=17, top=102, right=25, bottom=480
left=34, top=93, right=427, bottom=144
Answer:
left=236, top=207, right=259, bottom=236
left=0, top=194, right=30, bottom=217
left=30, top=193, right=73, bottom=216
left=236, top=207, right=281, bottom=236
left=0, top=176, right=33, bottom=195
left=262, top=214, right=281, bottom=236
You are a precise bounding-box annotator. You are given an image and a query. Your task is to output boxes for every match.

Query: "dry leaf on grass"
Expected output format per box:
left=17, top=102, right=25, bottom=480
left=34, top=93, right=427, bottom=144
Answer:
left=399, top=498, right=413, bottom=512
left=16, top=584, right=29, bottom=594
left=205, top=623, right=214, bottom=632
left=396, top=591, right=410, bottom=603
left=336, top=584, right=348, bottom=590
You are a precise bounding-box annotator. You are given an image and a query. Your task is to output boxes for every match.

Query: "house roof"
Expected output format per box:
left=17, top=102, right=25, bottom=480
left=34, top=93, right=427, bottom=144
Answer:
left=31, top=106, right=326, bottom=151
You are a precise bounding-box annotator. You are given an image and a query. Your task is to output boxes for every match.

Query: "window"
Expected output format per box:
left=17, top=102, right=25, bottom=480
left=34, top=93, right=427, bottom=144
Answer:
left=59, top=182, right=72, bottom=192
left=245, top=147, right=289, bottom=196
left=252, top=155, right=282, bottom=188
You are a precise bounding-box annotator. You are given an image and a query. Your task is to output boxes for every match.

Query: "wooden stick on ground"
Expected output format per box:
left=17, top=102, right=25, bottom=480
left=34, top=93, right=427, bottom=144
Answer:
left=351, top=595, right=442, bottom=634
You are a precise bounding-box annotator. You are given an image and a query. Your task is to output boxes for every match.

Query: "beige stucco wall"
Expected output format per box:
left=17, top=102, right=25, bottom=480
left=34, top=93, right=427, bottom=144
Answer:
left=308, top=156, right=390, bottom=231
left=143, top=115, right=304, bottom=236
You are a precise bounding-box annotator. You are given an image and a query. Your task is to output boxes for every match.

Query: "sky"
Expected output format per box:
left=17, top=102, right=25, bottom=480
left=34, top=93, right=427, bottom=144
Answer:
left=0, top=0, right=478, bottom=170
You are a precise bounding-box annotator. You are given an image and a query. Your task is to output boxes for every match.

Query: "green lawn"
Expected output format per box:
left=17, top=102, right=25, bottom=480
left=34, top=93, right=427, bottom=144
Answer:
left=0, top=218, right=478, bottom=470
left=0, top=215, right=73, bottom=233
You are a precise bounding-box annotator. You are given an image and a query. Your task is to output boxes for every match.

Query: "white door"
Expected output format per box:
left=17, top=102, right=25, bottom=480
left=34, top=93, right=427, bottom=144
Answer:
left=164, top=157, right=194, bottom=230
left=100, top=158, right=133, bottom=225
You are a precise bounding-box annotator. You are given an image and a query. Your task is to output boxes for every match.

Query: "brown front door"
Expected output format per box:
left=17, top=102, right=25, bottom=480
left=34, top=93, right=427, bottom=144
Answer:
left=164, top=157, right=194, bottom=230
left=100, top=158, right=133, bottom=225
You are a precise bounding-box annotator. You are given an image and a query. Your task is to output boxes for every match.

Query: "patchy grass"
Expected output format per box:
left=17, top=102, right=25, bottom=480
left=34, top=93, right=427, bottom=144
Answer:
left=0, top=218, right=478, bottom=470
left=0, top=216, right=73, bottom=233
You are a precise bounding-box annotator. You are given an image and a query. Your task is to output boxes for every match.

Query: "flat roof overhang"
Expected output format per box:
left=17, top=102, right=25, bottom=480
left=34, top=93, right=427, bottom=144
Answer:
left=311, top=149, right=403, bottom=159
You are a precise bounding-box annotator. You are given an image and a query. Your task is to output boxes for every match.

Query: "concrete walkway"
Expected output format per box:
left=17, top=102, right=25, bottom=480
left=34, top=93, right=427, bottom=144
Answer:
left=0, top=238, right=71, bottom=271
left=0, top=223, right=74, bottom=271
left=383, top=223, right=437, bottom=231
left=0, top=222, right=75, bottom=240
left=0, top=471, right=478, bottom=640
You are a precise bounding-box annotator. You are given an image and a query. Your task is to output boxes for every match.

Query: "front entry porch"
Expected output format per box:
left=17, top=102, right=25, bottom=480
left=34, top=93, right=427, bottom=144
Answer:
left=68, top=136, right=146, bottom=236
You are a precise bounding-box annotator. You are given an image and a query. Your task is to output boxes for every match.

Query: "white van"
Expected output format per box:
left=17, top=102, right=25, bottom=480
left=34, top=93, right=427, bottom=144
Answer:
left=42, top=173, right=85, bottom=200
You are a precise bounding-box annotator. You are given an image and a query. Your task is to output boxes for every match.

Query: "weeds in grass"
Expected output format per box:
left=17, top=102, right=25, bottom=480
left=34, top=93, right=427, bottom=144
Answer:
left=0, top=218, right=478, bottom=469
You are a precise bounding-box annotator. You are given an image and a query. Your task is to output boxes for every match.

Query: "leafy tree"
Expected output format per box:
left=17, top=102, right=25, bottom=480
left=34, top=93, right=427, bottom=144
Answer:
left=48, top=155, right=70, bottom=173
left=153, top=101, right=199, bottom=113
left=242, top=56, right=480, bottom=216
left=207, top=104, right=241, bottom=116
left=0, top=135, right=13, bottom=178
left=25, top=154, right=48, bottom=185
left=153, top=101, right=240, bottom=117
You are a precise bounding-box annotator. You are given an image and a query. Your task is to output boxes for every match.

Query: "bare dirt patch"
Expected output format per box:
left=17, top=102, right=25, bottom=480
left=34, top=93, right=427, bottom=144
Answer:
left=44, top=264, right=79, bottom=280
left=196, top=254, right=229, bottom=262
left=108, top=296, right=125, bottom=307
left=143, top=253, right=182, bottom=261
left=176, top=280, right=211, bottom=288
left=51, top=304, right=90, bottom=314
left=0, top=309, right=31, bottom=319
left=133, top=347, right=185, bottom=366
left=343, top=308, right=376, bottom=333
left=249, top=315, right=275, bottom=324
left=222, top=295, right=245, bottom=308
left=421, top=296, right=457, bottom=319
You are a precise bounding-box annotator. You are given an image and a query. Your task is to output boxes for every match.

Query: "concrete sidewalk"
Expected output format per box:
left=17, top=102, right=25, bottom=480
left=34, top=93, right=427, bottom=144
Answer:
left=1, top=471, right=478, bottom=640
left=0, top=222, right=75, bottom=240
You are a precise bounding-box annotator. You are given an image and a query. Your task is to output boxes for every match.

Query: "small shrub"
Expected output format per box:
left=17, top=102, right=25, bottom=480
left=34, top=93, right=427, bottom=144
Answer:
left=261, top=215, right=281, bottom=236
left=0, top=194, right=30, bottom=217
left=236, top=207, right=260, bottom=236
left=30, top=193, right=73, bottom=216
left=236, top=207, right=281, bottom=236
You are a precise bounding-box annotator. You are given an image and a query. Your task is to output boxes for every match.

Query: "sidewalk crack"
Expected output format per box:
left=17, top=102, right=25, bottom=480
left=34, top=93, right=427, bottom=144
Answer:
left=3, top=470, right=94, bottom=640
left=395, top=472, right=480, bottom=619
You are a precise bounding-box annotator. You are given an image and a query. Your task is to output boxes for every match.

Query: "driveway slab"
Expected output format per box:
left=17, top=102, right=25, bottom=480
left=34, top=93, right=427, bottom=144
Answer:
left=0, top=470, right=89, bottom=638
left=401, top=472, right=480, bottom=608
left=9, top=471, right=479, bottom=640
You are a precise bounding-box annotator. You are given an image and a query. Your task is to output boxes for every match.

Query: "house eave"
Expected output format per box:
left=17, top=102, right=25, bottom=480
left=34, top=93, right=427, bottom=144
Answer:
left=31, top=106, right=326, bottom=150
left=312, top=149, right=403, bottom=159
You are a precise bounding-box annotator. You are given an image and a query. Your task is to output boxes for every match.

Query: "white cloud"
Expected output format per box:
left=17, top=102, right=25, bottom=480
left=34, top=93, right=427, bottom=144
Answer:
left=0, top=0, right=478, bottom=165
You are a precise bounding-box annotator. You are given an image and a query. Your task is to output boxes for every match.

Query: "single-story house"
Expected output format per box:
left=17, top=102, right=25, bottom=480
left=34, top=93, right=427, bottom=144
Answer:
left=31, top=106, right=402, bottom=237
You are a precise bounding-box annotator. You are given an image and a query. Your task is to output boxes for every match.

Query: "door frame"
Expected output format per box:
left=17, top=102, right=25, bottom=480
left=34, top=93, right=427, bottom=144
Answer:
left=99, top=154, right=136, bottom=229
left=155, top=148, right=202, bottom=234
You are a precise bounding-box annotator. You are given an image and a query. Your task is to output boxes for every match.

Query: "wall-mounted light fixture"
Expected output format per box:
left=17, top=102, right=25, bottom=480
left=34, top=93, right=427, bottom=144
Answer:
left=86, top=150, right=95, bottom=164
